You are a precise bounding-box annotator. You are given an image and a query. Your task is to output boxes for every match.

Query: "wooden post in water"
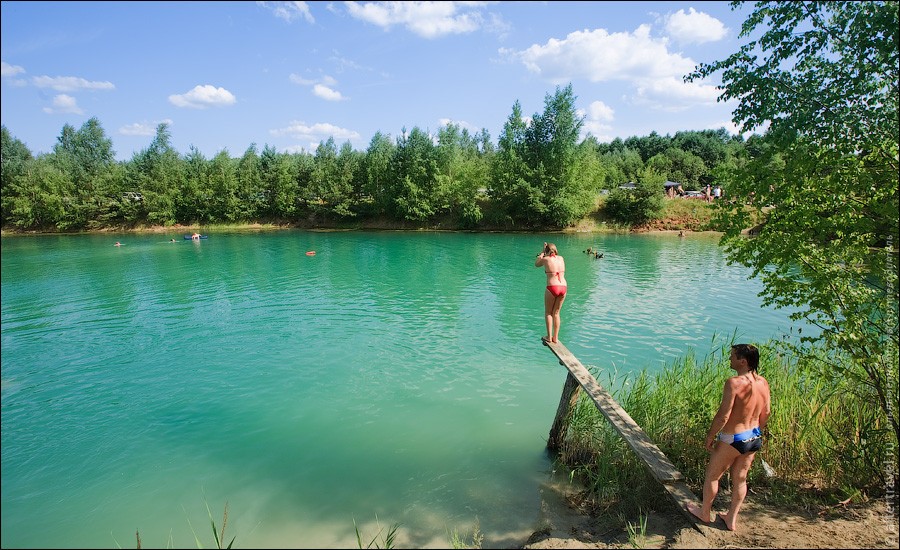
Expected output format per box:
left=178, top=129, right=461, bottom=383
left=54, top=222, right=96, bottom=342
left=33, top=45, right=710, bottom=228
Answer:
left=547, top=371, right=581, bottom=451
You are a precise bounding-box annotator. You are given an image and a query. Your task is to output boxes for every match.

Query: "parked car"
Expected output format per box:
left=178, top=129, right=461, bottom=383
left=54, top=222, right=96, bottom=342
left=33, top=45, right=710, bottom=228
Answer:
left=683, top=190, right=705, bottom=199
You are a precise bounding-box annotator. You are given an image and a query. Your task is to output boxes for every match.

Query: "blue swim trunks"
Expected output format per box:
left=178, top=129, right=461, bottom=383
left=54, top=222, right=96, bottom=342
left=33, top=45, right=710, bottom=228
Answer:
left=717, top=427, right=762, bottom=454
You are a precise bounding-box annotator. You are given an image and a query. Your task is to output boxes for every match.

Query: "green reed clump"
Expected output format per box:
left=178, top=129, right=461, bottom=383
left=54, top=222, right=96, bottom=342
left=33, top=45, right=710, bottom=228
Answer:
left=448, top=518, right=484, bottom=549
left=126, top=497, right=235, bottom=549
left=554, top=337, right=896, bottom=517
left=354, top=515, right=400, bottom=549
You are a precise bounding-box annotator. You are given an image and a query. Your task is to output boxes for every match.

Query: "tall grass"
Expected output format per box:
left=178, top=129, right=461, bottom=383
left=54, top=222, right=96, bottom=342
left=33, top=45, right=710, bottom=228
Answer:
left=555, top=336, right=896, bottom=517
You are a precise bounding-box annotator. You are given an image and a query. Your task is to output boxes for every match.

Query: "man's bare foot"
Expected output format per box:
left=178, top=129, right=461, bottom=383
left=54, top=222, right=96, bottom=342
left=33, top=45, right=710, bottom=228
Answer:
left=717, top=512, right=736, bottom=531
left=686, top=502, right=711, bottom=523
left=541, top=336, right=552, bottom=345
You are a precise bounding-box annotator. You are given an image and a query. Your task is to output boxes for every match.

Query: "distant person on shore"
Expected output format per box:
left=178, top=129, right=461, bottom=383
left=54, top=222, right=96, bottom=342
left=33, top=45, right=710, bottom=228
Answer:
left=534, top=242, right=567, bottom=344
left=687, top=343, right=771, bottom=533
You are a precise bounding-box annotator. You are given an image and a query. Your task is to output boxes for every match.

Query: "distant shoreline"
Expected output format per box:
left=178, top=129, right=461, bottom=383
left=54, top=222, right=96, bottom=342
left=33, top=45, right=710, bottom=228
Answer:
left=1, top=220, right=726, bottom=237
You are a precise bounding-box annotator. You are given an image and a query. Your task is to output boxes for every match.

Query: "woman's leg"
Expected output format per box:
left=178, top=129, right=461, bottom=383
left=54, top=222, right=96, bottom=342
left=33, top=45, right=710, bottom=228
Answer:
left=551, top=294, right=566, bottom=343
left=544, top=289, right=555, bottom=341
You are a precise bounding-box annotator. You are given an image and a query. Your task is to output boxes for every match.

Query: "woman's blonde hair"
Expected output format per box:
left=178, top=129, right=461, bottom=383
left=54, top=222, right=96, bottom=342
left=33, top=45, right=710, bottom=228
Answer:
left=544, top=243, right=558, bottom=255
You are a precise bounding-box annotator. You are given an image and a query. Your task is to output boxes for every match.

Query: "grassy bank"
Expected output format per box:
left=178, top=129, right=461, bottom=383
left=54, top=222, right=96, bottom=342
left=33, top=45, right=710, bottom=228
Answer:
left=554, top=335, right=896, bottom=522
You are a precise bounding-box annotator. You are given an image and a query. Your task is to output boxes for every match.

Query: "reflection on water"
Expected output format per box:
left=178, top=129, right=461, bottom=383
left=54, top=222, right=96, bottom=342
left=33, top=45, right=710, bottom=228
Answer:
left=1, top=231, right=813, bottom=548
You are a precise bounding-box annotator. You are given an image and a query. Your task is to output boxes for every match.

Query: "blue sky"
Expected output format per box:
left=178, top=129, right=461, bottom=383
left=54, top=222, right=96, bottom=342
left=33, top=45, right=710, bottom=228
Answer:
left=1, top=1, right=755, bottom=161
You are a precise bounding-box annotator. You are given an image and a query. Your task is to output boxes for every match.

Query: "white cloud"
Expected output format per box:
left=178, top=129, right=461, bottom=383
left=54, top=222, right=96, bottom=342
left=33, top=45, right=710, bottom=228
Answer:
left=438, top=117, right=478, bottom=133
left=292, top=73, right=346, bottom=101
left=32, top=75, right=115, bottom=92
left=664, top=8, right=727, bottom=44
left=345, top=1, right=486, bottom=38
left=119, top=119, right=174, bottom=136
left=289, top=73, right=316, bottom=86
left=258, top=1, right=314, bottom=23
left=578, top=102, right=614, bottom=142
left=502, top=24, right=722, bottom=111
left=1, top=61, right=25, bottom=77
left=42, top=94, right=83, bottom=115
left=1, top=61, right=27, bottom=86
left=169, top=85, right=237, bottom=109
left=581, top=120, right=614, bottom=142
left=630, top=75, right=722, bottom=112
left=270, top=120, right=361, bottom=143
left=586, top=100, right=614, bottom=122
left=312, top=83, right=345, bottom=101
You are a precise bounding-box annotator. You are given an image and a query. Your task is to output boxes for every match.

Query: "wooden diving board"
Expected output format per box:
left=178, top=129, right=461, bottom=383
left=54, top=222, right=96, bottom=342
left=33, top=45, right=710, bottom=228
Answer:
left=542, top=338, right=711, bottom=532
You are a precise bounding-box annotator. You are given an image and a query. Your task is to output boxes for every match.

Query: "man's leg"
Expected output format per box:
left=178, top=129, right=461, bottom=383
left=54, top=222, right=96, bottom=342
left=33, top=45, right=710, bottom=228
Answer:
left=719, top=451, right=756, bottom=532
left=689, top=442, right=738, bottom=522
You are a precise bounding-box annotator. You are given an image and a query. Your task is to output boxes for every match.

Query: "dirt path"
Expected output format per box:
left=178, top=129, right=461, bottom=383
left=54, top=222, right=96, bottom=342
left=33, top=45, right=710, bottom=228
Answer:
left=522, top=482, right=898, bottom=549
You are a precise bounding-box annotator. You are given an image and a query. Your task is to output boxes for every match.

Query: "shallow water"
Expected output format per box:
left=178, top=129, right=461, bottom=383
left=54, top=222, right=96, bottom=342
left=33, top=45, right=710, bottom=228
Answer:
left=1, top=230, right=812, bottom=548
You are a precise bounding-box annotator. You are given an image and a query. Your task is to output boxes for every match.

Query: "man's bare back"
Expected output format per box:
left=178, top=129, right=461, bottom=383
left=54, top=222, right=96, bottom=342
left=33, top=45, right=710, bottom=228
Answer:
left=720, top=372, right=770, bottom=436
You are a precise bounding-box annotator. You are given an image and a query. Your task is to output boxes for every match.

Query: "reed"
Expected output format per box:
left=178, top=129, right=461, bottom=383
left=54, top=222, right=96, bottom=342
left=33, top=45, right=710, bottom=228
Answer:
left=448, top=518, right=484, bottom=549
left=555, top=336, right=896, bottom=518
left=353, top=515, right=400, bottom=549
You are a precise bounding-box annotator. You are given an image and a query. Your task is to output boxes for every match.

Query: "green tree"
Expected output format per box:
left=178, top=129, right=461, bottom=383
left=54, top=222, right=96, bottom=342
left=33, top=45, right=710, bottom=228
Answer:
left=646, top=147, right=708, bottom=189
left=600, top=148, right=644, bottom=188
left=310, top=137, right=355, bottom=219
left=5, top=156, right=70, bottom=230
left=181, top=146, right=210, bottom=223
left=361, top=131, right=395, bottom=217
left=207, top=150, right=240, bottom=222
left=1, top=125, right=34, bottom=226
left=44, top=118, right=117, bottom=229
left=260, top=145, right=297, bottom=220
left=489, top=100, right=536, bottom=226
left=688, top=1, right=899, bottom=446
left=127, top=123, right=183, bottom=226
left=235, top=144, right=263, bottom=221
left=387, top=127, right=438, bottom=222
left=625, top=131, right=669, bottom=163
left=435, top=122, right=486, bottom=227
left=602, top=168, right=665, bottom=226
left=524, top=84, right=597, bottom=227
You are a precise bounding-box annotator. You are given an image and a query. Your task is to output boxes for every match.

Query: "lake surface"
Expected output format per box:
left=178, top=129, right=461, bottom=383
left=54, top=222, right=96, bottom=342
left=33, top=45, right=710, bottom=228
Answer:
left=1, top=230, right=812, bottom=548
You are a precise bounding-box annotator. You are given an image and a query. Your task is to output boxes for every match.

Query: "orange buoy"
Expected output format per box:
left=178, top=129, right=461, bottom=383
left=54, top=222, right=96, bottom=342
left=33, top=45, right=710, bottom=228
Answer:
left=306, top=251, right=316, bottom=256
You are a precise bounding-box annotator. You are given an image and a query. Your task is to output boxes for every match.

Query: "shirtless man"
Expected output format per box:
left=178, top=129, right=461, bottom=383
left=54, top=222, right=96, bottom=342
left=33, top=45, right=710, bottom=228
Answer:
left=534, top=242, right=567, bottom=344
left=687, top=343, right=771, bottom=532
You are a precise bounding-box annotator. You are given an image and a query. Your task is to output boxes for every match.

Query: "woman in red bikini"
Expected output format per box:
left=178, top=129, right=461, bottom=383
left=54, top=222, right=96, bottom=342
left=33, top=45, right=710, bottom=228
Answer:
left=534, top=242, right=567, bottom=344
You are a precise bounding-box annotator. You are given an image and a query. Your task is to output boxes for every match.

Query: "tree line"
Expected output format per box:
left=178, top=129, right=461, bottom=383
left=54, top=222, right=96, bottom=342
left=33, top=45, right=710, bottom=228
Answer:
left=1, top=84, right=747, bottom=232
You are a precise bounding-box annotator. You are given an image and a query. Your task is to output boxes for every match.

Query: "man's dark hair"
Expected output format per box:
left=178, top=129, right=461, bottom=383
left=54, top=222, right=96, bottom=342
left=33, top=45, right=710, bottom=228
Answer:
left=732, top=343, right=760, bottom=371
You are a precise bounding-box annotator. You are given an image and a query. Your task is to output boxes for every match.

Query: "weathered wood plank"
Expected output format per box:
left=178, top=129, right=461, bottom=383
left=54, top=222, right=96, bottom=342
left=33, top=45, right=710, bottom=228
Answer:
left=542, top=338, right=683, bottom=483
left=542, top=338, right=710, bottom=532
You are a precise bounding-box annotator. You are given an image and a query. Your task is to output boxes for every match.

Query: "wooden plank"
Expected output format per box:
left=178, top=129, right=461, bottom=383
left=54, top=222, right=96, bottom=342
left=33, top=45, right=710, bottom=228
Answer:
left=542, top=338, right=711, bottom=533
left=542, top=339, right=683, bottom=483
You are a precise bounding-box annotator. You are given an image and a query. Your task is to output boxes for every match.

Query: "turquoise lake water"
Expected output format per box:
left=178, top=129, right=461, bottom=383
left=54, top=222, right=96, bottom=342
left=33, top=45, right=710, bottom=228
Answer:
left=0, top=230, right=812, bottom=548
